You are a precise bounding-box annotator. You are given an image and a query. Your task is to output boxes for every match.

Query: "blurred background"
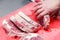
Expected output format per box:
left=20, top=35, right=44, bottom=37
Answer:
left=0, top=0, right=30, bottom=17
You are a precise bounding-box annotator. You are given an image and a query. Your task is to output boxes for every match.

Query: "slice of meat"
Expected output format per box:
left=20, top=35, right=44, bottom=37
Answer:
left=2, top=19, right=25, bottom=37
left=43, top=15, right=50, bottom=30
left=10, top=12, right=41, bottom=33
left=20, top=33, right=43, bottom=40
left=38, top=14, right=50, bottom=30
left=18, top=12, right=39, bottom=27
left=10, top=15, right=34, bottom=33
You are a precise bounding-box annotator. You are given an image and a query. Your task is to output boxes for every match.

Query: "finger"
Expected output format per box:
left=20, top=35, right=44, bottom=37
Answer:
left=33, top=5, right=42, bottom=13
left=35, top=8, right=44, bottom=16
left=37, top=10, right=48, bottom=19
left=33, top=2, right=42, bottom=11
left=34, top=2, right=42, bottom=7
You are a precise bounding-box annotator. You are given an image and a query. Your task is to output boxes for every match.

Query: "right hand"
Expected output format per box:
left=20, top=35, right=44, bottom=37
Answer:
left=33, top=0, right=60, bottom=19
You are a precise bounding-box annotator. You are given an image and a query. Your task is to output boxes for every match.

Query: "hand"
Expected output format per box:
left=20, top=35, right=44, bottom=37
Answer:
left=33, top=0, right=60, bottom=19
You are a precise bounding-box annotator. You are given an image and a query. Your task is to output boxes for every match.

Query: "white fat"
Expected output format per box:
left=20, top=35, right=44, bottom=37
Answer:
left=25, top=33, right=38, bottom=39
left=10, top=16, right=16, bottom=22
left=2, top=20, right=11, bottom=30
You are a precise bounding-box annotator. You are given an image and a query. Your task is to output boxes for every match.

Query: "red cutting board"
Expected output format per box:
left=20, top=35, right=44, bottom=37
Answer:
left=0, top=2, right=60, bottom=40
